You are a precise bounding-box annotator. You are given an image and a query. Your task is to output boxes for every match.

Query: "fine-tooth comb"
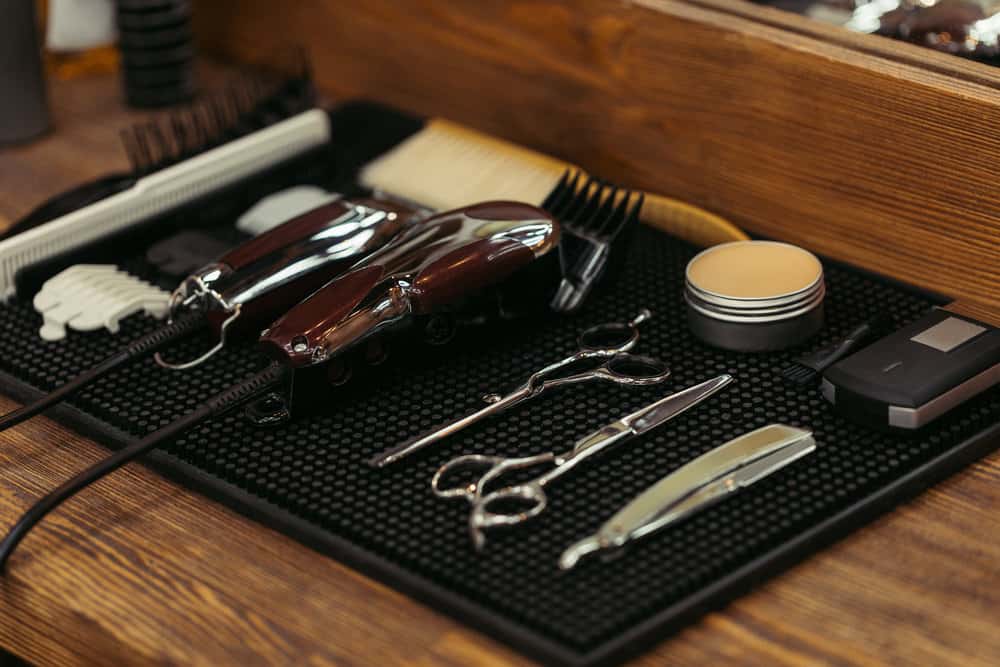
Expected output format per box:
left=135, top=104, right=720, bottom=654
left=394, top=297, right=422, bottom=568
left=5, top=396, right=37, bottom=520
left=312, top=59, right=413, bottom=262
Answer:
left=543, top=170, right=644, bottom=313
left=0, top=65, right=328, bottom=301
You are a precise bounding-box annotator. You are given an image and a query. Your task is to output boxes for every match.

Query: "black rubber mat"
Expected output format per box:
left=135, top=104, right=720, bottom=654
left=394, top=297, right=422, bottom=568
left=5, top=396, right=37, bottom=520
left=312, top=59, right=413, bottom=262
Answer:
left=0, top=105, right=997, bottom=666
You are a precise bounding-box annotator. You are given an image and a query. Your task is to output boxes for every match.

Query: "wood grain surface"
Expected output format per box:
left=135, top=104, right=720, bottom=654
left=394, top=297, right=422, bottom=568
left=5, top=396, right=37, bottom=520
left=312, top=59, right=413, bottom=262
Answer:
left=1, top=49, right=999, bottom=667
left=945, top=300, right=1000, bottom=328
left=194, top=0, right=1000, bottom=310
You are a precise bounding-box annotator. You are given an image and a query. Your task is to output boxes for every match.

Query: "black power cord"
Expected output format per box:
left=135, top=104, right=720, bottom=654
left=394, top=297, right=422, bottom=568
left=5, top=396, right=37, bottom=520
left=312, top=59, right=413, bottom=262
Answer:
left=0, top=311, right=206, bottom=433
left=0, top=361, right=288, bottom=571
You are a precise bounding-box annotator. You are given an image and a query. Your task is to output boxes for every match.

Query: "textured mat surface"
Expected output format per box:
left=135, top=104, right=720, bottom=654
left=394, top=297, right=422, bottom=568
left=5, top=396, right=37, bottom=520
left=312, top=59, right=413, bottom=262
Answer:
left=1, top=220, right=998, bottom=665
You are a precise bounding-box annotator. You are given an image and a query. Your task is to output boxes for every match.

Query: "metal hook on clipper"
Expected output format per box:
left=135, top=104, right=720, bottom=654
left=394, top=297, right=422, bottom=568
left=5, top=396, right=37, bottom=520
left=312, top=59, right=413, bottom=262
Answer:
left=0, top=196, right=421, bottom=441
left=154, top=303, right=242, bottom=370
left=153, top=269, right=242, bottom=370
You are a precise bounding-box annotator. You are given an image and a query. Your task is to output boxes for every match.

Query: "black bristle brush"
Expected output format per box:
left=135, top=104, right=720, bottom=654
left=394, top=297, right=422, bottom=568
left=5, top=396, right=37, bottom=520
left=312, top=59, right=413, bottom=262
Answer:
left=781, top=312, right=896, bottom=387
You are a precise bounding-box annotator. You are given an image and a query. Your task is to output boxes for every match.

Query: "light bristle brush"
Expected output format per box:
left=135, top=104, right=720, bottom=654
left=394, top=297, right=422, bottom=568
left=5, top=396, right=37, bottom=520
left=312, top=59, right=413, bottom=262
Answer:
left=360, top=118, right=748, bottom=248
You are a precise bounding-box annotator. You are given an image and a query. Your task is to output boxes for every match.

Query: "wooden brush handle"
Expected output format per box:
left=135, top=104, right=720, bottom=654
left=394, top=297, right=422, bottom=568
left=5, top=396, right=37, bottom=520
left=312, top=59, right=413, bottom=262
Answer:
left=640, top=193, right=748, bottom=247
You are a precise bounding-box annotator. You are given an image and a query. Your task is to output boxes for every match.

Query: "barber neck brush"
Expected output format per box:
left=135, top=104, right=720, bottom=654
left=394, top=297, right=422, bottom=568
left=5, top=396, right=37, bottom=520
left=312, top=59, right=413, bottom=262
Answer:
left=780, top=312, right=896, bottom=387
left=0, top=195, right=421, bottom=435
left=357, top=116, right=747, bottom=313
left=0, top=201, right=560, bottom=571
left=359, top=117, right=749, bottom=249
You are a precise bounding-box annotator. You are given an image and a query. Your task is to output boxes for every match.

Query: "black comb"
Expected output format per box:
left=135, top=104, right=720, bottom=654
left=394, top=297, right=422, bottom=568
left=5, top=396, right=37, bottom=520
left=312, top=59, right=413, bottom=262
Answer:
left=543, top=170, right=644, bottom=313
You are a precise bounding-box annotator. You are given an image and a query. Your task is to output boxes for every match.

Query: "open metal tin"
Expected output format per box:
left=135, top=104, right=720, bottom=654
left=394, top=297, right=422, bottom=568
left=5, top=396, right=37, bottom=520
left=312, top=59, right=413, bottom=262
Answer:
left=684, top=241, right=825, bottom=351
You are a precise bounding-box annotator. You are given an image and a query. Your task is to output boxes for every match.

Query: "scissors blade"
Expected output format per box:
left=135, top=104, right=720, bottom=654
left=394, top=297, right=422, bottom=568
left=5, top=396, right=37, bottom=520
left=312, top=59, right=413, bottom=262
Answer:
left=569, top=374, right=733, bottom=459
left=621, top=374, right=733, bottom=436
left=369, top=386, right=528, bottom=467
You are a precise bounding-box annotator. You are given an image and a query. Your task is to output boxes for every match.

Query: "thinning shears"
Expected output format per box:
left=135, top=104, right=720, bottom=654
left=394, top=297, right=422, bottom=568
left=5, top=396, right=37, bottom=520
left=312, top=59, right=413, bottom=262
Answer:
left=369, top=310, right=670, bottom=468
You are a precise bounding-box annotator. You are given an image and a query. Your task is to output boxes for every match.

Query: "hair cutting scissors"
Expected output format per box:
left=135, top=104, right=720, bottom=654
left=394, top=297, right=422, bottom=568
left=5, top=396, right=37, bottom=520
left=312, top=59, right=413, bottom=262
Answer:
left=369, top=309, right=670, bottom=468
left=431, top=374, right=734, bottom=549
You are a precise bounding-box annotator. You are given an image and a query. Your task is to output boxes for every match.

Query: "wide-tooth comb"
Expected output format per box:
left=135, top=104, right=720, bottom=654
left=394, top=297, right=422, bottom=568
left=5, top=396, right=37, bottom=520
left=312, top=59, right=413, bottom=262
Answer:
left=544, top=170, right=643, bottom=313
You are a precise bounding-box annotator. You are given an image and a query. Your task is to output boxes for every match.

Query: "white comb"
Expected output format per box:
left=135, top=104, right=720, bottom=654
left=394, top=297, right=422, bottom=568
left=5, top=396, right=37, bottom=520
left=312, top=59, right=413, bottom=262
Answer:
left=235, top=185, right=339, bottom=236
left=0, top=108, right=332, bottom=301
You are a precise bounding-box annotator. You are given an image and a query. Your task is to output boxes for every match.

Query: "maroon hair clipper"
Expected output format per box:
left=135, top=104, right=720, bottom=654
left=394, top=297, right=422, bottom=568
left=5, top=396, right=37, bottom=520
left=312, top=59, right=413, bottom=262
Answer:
left=159, top=196, right=421, bottom=368
left=259, top=201, right=559, bottom=372
left=0, top=201, right=561, bottom=569
left=0, top=195, right=422, bottom=435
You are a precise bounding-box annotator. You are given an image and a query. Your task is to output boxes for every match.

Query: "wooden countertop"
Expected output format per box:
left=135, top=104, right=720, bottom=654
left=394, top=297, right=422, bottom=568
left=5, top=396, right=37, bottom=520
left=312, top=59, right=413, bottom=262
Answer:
left=1, top=70, right=999, bottom=667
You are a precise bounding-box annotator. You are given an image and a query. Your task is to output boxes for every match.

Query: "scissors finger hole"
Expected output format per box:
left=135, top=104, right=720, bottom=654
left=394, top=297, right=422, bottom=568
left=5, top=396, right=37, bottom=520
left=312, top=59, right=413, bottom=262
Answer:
left=578, top=323, right=637, bottom=352
left=605, top=354, right=671, bottom=383
left=478, top=486, right=547, bottom=525
left=432, top=455, right=498, bottom=499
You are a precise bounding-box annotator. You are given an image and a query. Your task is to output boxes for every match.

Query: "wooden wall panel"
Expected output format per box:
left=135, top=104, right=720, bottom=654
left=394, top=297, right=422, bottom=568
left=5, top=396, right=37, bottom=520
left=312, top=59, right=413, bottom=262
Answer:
left=193, top=0, right=1000, bottom=309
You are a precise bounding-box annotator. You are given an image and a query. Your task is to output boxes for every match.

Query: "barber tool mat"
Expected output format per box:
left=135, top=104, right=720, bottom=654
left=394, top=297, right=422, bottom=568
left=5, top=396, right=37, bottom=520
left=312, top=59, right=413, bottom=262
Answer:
left=0, top=103, right=997, bottom=667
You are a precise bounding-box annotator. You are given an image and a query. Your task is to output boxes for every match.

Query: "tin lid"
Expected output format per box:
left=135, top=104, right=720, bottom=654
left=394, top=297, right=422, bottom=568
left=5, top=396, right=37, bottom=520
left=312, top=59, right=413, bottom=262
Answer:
left=685, top=241, right=823, bottom=303
left=686, top=285, right=825, bottom=323
left=684, top=240, right=825, bottom=325
left=686, top=277, right=824, bottom=311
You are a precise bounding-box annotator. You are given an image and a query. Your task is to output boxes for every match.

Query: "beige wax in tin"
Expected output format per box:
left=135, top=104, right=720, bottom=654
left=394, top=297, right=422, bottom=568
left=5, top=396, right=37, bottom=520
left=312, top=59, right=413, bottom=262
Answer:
left=686, top=241, right=823, bottom=299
